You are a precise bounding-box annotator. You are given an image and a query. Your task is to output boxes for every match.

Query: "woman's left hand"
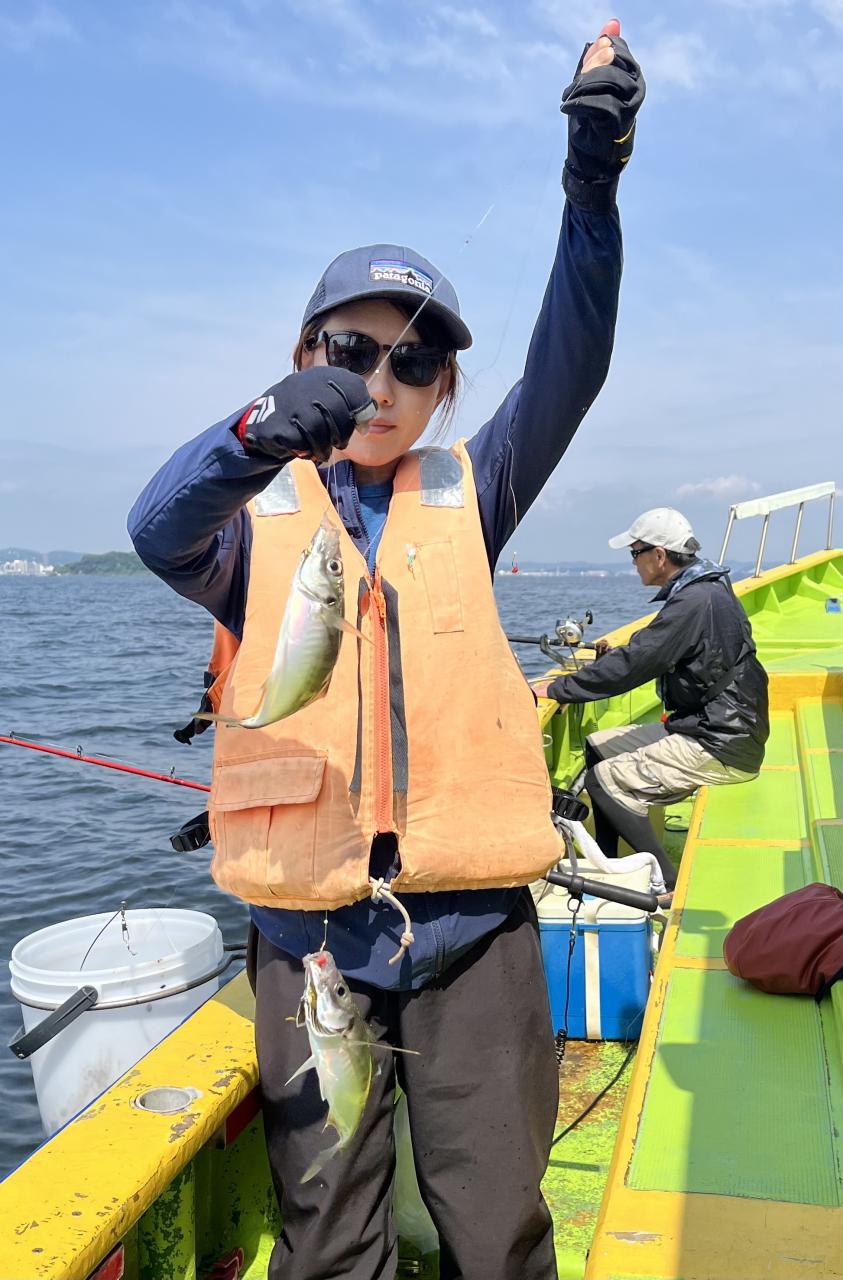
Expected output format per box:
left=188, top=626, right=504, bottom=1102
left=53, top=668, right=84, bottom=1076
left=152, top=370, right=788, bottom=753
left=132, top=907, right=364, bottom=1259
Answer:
left=560, top=18, right=646, bottom=212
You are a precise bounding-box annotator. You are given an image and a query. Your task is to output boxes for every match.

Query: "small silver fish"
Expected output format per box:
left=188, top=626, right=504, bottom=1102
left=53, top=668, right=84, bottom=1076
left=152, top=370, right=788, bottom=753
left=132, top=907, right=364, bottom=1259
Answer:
left=198, top=514, right=363, bottom=729
left=287, top=950, right=377, bottom=1183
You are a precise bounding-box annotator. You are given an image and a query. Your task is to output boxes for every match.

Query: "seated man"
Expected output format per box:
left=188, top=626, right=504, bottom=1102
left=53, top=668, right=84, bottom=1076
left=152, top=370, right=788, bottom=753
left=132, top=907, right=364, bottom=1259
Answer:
left=539, top=507, right=769, bottom=901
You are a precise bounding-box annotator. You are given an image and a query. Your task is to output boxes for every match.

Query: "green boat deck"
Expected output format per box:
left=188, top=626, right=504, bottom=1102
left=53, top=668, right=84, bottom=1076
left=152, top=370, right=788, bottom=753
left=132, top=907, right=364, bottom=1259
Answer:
left=584, top=549, right=843, bottom=1279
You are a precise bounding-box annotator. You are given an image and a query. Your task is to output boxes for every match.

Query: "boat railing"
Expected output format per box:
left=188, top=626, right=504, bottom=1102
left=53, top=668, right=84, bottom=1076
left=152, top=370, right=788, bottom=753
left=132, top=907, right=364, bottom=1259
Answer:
left=719, top=481, right=837, bottom=576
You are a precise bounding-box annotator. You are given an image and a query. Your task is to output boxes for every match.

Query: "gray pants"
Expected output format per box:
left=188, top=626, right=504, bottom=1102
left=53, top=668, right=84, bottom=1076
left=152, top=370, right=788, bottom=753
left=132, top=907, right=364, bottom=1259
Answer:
left=249, top=889, right=559, bottom=1280
left=588, top=722, right=757, bottom=817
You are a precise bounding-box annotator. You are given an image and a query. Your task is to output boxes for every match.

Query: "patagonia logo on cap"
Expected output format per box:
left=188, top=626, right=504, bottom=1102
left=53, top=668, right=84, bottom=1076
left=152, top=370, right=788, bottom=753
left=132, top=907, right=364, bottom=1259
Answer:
left=369, top=259, right=433, bottom=295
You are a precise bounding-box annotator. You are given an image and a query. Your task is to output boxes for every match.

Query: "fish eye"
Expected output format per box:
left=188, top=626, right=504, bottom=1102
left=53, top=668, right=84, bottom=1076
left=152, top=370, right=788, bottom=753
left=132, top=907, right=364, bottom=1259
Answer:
left=327, top=559, right=341, bottom=574
left=336, top=983, right=347, bottom=997
left=325, top=595, right=337, bottom=606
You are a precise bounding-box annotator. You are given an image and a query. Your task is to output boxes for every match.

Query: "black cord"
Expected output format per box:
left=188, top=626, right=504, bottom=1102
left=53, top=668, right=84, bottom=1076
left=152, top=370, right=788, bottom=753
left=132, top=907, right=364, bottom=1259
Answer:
left=549, top=875, right=643, bottom=1143
left=550, top=906, right=645, bottom=1145
left=551, top=1041, right=636, bottom=1147
left=554, top=895, right=581, bottom=1065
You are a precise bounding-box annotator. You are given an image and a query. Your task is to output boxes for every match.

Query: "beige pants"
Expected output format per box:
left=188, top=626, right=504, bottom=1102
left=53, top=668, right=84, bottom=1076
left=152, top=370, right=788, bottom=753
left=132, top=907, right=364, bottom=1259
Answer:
left=588, top=722, right=757, bottom=818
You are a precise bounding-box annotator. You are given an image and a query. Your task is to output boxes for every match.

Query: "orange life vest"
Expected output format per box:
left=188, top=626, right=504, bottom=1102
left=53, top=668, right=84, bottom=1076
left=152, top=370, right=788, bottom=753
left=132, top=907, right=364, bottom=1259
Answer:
left=207, top=442, right=560, bottom=909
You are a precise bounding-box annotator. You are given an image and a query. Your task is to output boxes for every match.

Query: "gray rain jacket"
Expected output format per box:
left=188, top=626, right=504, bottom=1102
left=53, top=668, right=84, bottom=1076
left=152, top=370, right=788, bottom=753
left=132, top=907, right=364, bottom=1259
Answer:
left=547, top=560, right=769, bottom=773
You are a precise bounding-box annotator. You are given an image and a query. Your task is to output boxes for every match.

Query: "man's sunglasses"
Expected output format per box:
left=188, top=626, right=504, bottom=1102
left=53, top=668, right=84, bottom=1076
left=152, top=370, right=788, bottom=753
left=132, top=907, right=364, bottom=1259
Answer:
left=630, top=544, right=655, bottom=560
left=303, top=330, right=449, bottom=388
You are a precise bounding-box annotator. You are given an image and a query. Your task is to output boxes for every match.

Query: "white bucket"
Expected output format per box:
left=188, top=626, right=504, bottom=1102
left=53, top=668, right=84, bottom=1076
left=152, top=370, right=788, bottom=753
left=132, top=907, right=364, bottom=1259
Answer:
left=9, top=908, right=225, bottom=1137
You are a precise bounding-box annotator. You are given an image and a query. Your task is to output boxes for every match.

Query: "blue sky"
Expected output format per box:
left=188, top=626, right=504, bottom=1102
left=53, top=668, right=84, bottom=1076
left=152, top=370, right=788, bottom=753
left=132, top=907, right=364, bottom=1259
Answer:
left=1, top=0, right=841, bottom=565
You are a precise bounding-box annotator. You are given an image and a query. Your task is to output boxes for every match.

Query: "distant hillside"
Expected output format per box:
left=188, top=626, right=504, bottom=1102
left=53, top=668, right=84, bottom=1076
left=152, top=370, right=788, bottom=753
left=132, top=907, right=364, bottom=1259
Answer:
left=54, top=551, right=148, bottom=576
left=0, top=547, right=82, bottom=566
left=48, top=549, right=84, bottom=566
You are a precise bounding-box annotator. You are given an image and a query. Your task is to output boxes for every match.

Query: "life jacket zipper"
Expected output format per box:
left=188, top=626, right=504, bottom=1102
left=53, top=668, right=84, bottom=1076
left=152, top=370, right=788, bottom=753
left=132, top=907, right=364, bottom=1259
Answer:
left=370, top=566, right=393, bottom=833
left=349, top=467, right=395, bottom=836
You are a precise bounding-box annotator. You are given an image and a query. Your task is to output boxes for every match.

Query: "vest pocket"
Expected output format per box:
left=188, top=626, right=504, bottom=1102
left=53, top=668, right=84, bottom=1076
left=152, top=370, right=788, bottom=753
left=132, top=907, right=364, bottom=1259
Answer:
left=211, top=752, right=327, bottom=899
left=416, top=539, right=464, bottom=633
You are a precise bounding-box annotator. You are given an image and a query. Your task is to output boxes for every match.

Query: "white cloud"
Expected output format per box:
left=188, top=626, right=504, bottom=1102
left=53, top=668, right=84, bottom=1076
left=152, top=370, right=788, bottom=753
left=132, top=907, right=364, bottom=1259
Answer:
left=399, top=33, right=515, bottom=84
left=708, top=0, right=794, bottom=9
left=813, top=0, right=843, bottom=27
left=531, top=4, right=720, bottom=94
left=141, top=2, right=305, bottom=97
left=432, top=6, right=500, bottom=38
left=677, top=476, right=762, bottom=501
left=529, top=0, right=611, bottom=42
left=637, top=31, right=718, bottom=92
left=0, top=3, right=76, bottom=52
left=133, top=0, right=580, bottom=127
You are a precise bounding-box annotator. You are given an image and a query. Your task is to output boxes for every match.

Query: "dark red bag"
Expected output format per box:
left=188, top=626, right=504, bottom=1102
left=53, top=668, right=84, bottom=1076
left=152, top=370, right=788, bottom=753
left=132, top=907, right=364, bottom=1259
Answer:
left=723, top=882, right=843, bottom=999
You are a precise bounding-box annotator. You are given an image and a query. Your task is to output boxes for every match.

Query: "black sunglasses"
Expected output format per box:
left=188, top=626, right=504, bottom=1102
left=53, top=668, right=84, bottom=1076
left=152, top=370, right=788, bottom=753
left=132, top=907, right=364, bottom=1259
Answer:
left=630, top=544, right=656, bottom=560
left=304, top=330, right=449, bottom=388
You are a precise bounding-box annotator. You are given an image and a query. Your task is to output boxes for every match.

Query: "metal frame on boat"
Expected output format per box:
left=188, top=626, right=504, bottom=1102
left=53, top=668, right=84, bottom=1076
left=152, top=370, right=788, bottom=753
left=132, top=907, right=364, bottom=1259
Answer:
left=719, top=479, right=836, bottom=574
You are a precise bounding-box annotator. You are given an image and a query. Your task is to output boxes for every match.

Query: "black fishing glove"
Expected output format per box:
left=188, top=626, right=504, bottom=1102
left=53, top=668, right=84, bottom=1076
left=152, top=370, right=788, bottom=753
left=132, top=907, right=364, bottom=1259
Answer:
left=235, top=366, right=377, bottom=464
left=561, top=33, right=645, bottom=213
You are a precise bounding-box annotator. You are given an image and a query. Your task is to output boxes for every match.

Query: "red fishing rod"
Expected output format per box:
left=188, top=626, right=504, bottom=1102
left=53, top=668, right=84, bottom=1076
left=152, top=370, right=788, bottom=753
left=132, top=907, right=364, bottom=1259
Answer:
left=0, top=734, right=211, bottom=793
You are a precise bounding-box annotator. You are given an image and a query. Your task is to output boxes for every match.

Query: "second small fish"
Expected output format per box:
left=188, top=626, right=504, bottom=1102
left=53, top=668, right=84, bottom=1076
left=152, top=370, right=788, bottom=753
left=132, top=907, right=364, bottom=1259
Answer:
left=288, top=950, right=377, bottom=1183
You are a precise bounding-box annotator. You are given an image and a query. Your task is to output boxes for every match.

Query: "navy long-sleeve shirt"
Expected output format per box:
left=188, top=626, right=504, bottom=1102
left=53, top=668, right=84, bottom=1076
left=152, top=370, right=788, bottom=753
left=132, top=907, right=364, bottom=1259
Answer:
left=128, top=200, right=623, bottom=989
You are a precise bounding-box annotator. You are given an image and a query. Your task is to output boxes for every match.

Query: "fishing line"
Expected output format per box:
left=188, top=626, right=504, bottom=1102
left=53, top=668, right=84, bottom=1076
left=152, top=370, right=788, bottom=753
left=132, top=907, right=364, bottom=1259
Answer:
left=408, top=96, right=557, bottom=371
left=477, top=142, right=562, bottom=537
left=358, top=511, right=390, bottom=573
left=351, top=197, right=506, bottom=561
left=79, top=901, right=135, bottom=970
left=372, top=202, right=496, bottom=379
left=128, top=883, right=183, bottom=963
left=469, top=145, right=560, bottom=390
left=327, top=456, right=339, bottom=512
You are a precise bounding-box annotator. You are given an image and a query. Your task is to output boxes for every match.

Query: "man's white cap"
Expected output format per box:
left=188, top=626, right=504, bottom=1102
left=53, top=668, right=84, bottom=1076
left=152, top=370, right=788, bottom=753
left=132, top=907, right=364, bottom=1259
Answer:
left=608, top=507, right=700, bottom=554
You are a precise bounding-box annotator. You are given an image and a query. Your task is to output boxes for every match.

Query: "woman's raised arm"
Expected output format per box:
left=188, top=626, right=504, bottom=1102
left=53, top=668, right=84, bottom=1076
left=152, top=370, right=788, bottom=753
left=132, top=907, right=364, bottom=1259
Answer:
left=467, top=22, right=644, bottom=566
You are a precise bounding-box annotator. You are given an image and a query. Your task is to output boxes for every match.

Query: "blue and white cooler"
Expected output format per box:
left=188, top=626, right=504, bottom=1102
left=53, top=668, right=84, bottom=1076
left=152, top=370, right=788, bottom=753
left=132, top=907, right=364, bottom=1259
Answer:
left=536, top=861, right=653, bottom=1041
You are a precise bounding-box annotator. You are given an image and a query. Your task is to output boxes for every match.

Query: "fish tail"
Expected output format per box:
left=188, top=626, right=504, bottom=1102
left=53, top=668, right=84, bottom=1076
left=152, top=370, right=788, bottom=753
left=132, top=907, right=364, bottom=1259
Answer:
left=300, top=1137, right=344, bottom=1184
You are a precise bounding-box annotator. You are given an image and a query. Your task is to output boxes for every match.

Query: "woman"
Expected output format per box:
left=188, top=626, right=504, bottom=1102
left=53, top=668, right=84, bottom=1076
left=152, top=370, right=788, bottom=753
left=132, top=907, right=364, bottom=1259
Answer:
left=130, top=24, right=643, bottom=1280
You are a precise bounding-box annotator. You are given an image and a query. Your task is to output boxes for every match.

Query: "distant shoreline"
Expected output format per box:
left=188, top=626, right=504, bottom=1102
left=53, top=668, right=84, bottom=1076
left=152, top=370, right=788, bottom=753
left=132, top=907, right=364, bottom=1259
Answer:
left=0, top=550, right=148, bottom=577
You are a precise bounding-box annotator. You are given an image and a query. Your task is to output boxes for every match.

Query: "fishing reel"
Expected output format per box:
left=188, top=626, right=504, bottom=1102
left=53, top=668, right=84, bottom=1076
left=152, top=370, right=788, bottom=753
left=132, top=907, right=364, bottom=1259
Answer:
left=506, top=609, right=594, bottom=668
left=554, top=610, right=593, bottom=649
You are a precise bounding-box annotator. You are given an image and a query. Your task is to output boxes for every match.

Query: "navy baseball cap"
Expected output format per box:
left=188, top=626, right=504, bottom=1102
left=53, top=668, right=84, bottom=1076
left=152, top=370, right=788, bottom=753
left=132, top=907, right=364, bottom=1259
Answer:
left=301, top=244, right=472, bottom=351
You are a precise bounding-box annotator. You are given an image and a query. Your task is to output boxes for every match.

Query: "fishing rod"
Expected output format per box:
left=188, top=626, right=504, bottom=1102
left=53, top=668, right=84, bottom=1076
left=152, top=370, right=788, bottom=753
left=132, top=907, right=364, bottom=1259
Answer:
left=0, top=734, right=210, bottom=793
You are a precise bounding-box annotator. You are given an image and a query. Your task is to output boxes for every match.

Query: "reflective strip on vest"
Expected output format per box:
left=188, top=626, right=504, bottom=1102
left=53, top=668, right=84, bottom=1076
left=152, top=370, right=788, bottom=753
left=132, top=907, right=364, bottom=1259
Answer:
left=417, top=447, right=464, bottom=507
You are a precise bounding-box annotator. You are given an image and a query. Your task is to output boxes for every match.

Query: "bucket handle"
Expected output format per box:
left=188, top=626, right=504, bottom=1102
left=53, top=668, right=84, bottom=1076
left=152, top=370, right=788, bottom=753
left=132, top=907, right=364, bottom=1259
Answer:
left=9, top=948, right=248, bottom=1059
left=9, top=985, right=99, bottom=1060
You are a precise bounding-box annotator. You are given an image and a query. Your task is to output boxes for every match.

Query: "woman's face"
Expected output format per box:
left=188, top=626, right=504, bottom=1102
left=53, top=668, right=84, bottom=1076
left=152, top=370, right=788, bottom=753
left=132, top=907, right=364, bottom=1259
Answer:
left=298, top=299, right=452, bottom=469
